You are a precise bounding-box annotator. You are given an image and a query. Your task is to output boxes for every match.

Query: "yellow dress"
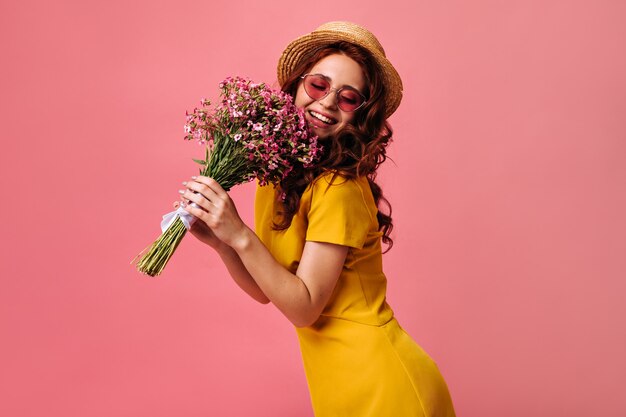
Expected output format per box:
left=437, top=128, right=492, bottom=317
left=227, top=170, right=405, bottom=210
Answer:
left=255, top=172, right=456, bottom=417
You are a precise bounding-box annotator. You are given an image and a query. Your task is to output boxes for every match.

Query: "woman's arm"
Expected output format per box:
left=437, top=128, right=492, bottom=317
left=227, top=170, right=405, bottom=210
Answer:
left=232, top=229, right=348, bottom=327
left=181, top=205, right=270, bottom=304
left=181, top=176, right=348, bottom=327
left=216, top=242, right=272, bottom=304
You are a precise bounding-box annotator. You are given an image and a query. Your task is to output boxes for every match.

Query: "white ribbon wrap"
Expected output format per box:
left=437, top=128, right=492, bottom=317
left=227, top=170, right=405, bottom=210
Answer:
left=160, top=203, right=198, bottom=233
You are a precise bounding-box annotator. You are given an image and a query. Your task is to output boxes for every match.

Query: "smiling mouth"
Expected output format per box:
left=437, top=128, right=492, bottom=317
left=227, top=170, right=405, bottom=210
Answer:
left=309, top=110, right=337, bottom=125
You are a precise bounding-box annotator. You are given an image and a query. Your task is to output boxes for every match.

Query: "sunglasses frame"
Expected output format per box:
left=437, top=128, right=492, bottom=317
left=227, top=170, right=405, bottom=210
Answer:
left=300, top=73, right=368, bottom=112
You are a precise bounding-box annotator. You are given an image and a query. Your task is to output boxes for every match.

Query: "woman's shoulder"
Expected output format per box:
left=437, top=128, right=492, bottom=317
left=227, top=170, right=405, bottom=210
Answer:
left=307, top=170, right=374, bottom=212
left=310, top=170, right=368, bottom=192
left=304, top=170, right=378, bottom=248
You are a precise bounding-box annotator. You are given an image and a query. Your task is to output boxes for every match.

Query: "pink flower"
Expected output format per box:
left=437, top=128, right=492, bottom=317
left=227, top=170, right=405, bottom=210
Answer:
left=183, top=75, right=320, bottom=188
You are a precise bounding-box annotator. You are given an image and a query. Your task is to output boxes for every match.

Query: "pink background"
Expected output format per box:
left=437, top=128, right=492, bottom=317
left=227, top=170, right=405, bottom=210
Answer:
left=2, top=1, right=625, bottom=416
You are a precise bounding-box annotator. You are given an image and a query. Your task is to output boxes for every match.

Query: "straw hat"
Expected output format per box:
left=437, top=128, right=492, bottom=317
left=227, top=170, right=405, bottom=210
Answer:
left=277, top=21, right=403, bottom=118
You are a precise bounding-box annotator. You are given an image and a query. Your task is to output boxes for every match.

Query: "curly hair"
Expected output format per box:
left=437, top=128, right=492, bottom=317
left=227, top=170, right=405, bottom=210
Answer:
left=274, top=41, right=395, bottom=251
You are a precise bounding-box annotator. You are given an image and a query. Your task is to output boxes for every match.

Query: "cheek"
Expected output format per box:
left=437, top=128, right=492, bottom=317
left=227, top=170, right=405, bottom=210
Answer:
left=338, top=112, right=356, bottom=128
left=294, top=84, right=310, bottom=109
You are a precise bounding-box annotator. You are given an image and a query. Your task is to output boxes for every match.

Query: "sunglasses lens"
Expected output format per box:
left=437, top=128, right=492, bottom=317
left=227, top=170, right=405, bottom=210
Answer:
left=304, top=75, right=330, bottom=100
left=337, top=90, right=364, bottom=112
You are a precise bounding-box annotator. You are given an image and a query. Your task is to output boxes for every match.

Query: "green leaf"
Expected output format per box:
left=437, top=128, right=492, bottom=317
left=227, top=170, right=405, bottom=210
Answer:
left=192, top=158, right=206, bottom=166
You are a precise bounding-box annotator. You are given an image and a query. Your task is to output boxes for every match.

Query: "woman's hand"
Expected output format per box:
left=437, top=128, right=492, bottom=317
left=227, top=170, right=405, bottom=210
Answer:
left=170, top=200, right=221, bottom=249
left=179, top=176, right=249, bottom=249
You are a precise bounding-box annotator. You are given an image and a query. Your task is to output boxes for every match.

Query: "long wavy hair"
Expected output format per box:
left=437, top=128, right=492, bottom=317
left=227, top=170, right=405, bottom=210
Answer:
left=275, top=41, right=395, bottom=251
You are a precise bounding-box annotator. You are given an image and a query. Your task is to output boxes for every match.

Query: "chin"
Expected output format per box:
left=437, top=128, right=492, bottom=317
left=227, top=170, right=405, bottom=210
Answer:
left=314, top=131, right=332, bottom=140
left=315, top=123, right=345, bottom=139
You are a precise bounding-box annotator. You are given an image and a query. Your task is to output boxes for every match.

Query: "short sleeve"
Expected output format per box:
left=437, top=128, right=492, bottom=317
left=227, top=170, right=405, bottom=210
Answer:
left=305, top=174, right=374, bottom=249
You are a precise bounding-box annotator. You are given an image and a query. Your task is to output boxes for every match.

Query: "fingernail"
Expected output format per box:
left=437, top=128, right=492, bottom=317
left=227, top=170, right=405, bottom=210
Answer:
left=178, top=190, right=185, bottom=194
left=191, top=176, right=197, bottom=180
left=182, top=181, right=187, bottom=186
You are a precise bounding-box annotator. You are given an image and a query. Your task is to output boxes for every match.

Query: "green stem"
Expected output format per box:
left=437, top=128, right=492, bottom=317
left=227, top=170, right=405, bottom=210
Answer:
left=133, top=217, right=188, bottom=277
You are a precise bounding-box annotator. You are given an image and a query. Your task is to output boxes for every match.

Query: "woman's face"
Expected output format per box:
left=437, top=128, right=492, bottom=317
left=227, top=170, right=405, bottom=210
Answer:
left=294, top=53, right=366, bottom=140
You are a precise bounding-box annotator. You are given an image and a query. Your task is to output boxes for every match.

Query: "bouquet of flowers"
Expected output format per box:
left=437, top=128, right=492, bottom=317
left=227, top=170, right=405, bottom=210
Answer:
left=132, top=76, right=321, bottom=276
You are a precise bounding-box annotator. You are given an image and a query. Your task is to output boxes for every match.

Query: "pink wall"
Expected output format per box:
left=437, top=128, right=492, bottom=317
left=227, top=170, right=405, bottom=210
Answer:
left=2, top=1, right=625, bottom=416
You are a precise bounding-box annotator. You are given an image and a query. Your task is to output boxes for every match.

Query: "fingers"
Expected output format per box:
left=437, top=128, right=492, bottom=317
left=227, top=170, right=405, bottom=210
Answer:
left=182, top=176, right=227, bottom=207
left=184, top=182, right=219, bottom=204
left=192, top=176, right=228, bottom=199
left=182, top=199, right=211, bottom=222
left=178, top=176, right=230, bottom=225
left=179, top=187, right=213, bottom=212
left=176, top=176, right=219, bottom=212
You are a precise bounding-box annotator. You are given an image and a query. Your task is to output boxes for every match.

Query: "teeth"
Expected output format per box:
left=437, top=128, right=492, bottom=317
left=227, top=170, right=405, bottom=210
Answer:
left=310, top=111, right=334, bottom=124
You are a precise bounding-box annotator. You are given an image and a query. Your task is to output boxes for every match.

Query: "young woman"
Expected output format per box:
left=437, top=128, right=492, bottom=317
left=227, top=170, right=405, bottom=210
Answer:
left=177, top=21, right=456, bottom=417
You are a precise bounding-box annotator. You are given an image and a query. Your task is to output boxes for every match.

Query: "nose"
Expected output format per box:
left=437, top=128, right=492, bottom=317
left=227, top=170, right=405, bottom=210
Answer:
left=317, top=90, right=338, bottom=110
